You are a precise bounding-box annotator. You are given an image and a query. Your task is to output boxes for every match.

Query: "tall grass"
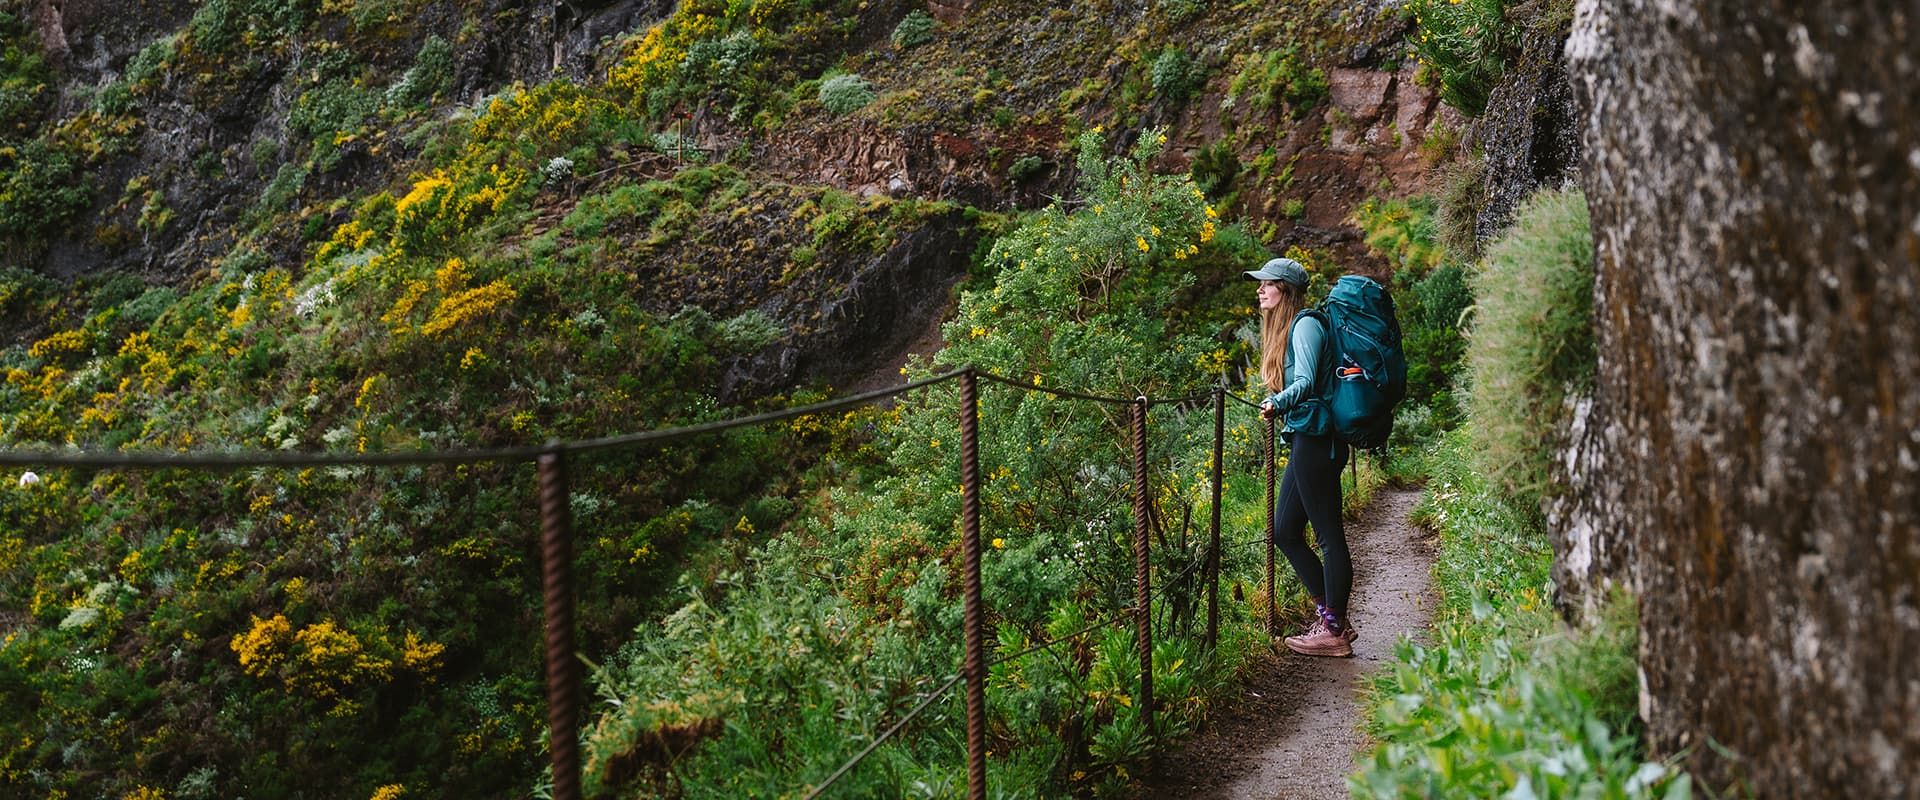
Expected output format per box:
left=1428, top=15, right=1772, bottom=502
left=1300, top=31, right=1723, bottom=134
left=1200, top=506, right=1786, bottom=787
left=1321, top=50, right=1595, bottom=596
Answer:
left=1465, top=186, right=1594, bottom=525
left=1352, top=432, right=1688, bottom=799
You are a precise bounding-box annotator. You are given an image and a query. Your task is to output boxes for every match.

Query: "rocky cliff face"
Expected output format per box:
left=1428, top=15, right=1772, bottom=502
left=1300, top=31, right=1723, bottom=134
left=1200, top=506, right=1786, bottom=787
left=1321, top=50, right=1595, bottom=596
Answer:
left=11, top=0, right=670, bottom=278
left=1565, top=0, right=1919, bottom=793
left=1473, top=6, right=1578, bottom=244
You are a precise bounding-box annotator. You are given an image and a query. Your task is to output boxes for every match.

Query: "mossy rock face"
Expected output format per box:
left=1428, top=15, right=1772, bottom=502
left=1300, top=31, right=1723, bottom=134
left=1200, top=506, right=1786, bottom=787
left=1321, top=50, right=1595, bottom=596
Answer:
left=1472, top=8, right=1580, bottom=244
left=1569, top=1, right=1920, bottom=795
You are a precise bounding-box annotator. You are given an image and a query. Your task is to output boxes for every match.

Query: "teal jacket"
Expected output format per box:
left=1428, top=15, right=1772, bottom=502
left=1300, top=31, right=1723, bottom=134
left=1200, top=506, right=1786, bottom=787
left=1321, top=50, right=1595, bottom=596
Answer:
left=1262, top=313, right=1333, bottom=436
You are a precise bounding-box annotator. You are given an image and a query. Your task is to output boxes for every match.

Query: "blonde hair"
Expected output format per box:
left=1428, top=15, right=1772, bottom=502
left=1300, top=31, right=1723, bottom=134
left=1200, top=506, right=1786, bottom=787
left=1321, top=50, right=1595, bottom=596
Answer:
left=1259, top=282, right=1305, bottom=392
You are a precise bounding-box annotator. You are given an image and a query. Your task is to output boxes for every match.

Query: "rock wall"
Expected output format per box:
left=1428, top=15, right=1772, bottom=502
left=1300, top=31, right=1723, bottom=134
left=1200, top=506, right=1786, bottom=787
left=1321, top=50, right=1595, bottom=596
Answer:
left=1565, top=0, right=1919, bottom=794
left=1474, top=8, right=1579, bottom=243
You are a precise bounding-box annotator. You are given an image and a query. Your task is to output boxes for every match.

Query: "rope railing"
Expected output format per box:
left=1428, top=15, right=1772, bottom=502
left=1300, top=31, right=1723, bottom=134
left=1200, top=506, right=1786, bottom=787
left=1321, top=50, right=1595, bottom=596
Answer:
left=800, top=671, right=966, bottom=800
left=2, top=369, right=1287, bottom=800
left=804, top=604, right=1137, bottom=800
left=0, top=369, right=970, bottom=469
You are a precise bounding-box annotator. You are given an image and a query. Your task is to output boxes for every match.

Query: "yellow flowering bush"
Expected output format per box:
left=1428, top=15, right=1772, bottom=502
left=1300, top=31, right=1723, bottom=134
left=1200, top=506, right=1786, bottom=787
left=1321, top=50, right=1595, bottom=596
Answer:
left=232, top=614, right=294, bottom=678
left=27, top=329, right=90, bottom=360
left=289, top=620, right=393, bottom=698
left=390, top=165, right=526, bottom=255
left=472, top=81, right=615, bottom=149
left=608, top=14, right=722, bottom=105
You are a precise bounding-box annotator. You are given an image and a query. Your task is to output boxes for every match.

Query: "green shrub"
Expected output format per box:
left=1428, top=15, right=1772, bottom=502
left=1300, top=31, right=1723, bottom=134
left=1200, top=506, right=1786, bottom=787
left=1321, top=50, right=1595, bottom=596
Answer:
left=1435, top=152, right=1489, bottom=259
left=1225, top=44, right=1326, bottom=118
left=891, top=9, right=937, bottom=49
left=683, top=29, right=759, bottom=81
left=818, top=72, right=874, bottom=115
left=387, top=35, right=455, bottom=108
left=288, top=78, right=380, bottom=141
left=1149, top=47, right=1201, bottom=102
left=1355, top=432, right=1683, bottom=799
left=1188, top=142, right=1239, bottom=200
left=0, top=266, right=57, bottom=322
left=1007, top=154, right=1045, bottom=183
left=0, top=138, right=91, bottom=241
left=1397, top=263, right=1471, bottom=429
left=1281, top=198, right=1304, bottom=219
left=1466, top=186, right=1594, bottom=522
left=1403, top=0, right=1517, bottom=116
left=123, top=35, right=178, bottom=89
left=1355, top=196, right=1444, bottom=273
left=187, top=0, right=243, bottom=54
left=0, top=11, right=52, bottom=139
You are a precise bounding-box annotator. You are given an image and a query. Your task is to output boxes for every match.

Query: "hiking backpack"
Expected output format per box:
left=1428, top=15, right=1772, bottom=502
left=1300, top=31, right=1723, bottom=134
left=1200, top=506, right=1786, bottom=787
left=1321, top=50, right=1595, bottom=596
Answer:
left=1301, top=275, right=1407, bottom=449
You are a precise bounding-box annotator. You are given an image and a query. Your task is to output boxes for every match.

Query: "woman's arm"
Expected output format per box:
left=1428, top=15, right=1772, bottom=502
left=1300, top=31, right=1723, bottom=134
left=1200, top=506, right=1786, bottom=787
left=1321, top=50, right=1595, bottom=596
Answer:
left=1263, top=315, right=1325, bottom=413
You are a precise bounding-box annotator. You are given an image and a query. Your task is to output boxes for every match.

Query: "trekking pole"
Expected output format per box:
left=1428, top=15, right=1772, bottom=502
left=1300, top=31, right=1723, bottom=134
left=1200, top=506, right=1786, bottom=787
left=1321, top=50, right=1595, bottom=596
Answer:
left=1263, top=416, right=1277, bottom=636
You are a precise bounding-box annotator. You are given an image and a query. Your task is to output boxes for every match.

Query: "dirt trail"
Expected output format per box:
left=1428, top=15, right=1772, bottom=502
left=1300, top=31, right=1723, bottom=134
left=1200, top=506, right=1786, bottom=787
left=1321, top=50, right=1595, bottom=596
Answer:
left=1141, top=488, right=1435, bottom=800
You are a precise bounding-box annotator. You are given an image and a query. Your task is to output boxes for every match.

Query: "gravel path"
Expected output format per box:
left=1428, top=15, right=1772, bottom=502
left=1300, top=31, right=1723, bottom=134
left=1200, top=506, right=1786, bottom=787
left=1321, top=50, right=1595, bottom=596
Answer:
left=1140, top=488, right=1436, bottom=800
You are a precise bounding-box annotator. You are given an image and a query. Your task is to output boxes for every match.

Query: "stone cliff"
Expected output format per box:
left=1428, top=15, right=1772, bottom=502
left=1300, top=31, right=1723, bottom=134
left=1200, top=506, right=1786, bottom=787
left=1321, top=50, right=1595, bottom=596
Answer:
left=1565, top=0, right=1919, bottom=794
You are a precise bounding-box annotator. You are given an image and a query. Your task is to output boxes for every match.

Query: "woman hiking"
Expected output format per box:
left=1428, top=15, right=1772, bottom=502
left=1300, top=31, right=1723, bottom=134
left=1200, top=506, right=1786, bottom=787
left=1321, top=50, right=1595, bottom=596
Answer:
left=1246, top=256, right=1356, bottom=657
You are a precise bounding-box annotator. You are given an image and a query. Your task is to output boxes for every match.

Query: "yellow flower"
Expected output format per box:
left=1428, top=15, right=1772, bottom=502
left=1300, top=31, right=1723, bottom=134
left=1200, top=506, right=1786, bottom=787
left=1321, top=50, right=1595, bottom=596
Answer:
left=970, top=326, right=986, bottom=338
left=991, top=538, right=1005, bottom=549
left=1136, top=237, right=1149, bottom=252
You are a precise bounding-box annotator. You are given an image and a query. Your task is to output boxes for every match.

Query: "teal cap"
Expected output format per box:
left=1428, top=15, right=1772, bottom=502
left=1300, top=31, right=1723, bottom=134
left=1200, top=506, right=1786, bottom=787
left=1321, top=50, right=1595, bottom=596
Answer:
left=1243, top=257, right=1309, bottom=289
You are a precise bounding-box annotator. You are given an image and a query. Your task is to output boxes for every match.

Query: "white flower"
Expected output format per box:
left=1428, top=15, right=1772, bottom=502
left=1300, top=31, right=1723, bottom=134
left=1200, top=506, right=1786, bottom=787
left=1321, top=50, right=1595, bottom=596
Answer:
left=542, top=156, right=575, bottom=186
left=17, top=471, right=40, bottom=488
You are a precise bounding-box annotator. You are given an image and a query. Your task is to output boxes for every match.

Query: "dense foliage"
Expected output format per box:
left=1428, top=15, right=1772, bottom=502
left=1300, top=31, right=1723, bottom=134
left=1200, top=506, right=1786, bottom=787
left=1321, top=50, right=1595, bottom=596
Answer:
left=1352, top=432, right=1687, bottom=800
left=578, top=129, right=1361, bottom=797
left=0, top=0, right=1613, bottom=795
left=1352, top=183, right=1677, bottom=798
left=1350, top=195, right=1474, bottom=436
left=0, top=9, right=963, bottom=792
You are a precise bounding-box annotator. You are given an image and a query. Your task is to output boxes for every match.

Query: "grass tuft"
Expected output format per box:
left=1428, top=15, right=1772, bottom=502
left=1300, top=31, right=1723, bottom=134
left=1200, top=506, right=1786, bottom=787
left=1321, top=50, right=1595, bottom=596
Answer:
left=1465, top=185, right=1594, bottom=525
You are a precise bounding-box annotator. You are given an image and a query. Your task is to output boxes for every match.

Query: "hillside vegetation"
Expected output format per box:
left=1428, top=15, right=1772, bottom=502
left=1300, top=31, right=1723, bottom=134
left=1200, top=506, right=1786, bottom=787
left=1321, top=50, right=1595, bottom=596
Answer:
left=0, top=0, right=1493, bottom=797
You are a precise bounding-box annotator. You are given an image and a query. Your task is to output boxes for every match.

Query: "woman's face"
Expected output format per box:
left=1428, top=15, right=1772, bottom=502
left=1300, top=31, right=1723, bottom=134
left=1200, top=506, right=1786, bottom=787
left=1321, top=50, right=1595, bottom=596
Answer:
left=1256, top=280, right=1285, bottom=310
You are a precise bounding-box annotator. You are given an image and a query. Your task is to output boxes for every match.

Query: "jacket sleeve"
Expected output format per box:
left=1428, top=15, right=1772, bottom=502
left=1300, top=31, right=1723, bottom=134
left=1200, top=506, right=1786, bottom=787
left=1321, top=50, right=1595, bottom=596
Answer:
left=1262, top=315, right=1325, bottom=413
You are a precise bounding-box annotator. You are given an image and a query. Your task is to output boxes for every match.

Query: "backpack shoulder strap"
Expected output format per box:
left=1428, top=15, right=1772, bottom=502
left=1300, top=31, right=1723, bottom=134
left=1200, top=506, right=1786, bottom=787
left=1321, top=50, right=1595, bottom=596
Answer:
left=1290, top=307, right=1336, bottom=393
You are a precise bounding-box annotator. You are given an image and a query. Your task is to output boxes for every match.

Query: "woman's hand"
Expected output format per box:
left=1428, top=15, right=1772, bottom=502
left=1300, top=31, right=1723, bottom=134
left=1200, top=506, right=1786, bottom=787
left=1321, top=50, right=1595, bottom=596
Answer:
left=1260, top=401, right=1279, bottom=420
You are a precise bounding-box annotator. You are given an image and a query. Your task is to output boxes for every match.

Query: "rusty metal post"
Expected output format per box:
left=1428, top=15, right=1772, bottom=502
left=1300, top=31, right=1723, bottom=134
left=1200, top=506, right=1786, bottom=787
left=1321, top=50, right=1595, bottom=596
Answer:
left=1129, top=397, right=1154, bottom=737
left=1264, top=417, right=1277, bottom=636
left=1206, top=388, right=1224, bottom=650
left=958, top=369, right=988, bottom=800
left=537, top=449, right=582, bottom=800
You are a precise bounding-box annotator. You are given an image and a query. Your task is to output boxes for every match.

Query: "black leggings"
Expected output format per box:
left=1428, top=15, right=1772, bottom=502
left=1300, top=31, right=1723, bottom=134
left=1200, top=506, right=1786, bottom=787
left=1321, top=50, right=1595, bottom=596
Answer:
left=1272, top=431, right=1350, bottom=614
